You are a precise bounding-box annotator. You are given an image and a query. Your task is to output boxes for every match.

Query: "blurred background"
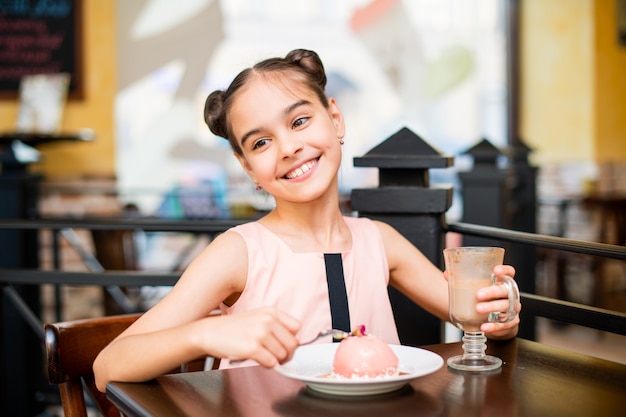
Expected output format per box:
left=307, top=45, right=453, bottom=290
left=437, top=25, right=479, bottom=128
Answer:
left=0, top=1, right=624, bottom=414
left=2, top=0, right=624, bottom=218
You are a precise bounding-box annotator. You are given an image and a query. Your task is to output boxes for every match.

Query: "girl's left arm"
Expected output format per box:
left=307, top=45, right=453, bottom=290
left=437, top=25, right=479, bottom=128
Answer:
left=374, top=221, right=449, bottom=321
left=374, top=221, right=519, bottom=340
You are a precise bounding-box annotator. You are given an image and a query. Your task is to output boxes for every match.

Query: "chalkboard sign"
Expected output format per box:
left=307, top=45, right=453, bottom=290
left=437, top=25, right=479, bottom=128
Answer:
left=0, top=0, right=83, bottom=99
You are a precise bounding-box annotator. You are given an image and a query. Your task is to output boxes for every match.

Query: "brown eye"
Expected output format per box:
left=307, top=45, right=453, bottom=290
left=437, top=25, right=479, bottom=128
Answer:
left=292, top=117, right=309, bottom=129
left=252, top=138, right=270, bottom=150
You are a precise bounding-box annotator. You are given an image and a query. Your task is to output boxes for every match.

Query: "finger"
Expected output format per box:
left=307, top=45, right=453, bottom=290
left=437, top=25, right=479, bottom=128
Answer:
left=476, top=299, right=515, bottom=315
left=274, top=327, right=299, bottom=356
left=481, top=315, right=519, bottom=335
left=251, top=313, right=299, bottom=363
left=230, top=332, right=288, bottom=367
left=274, top=309, right=302, bottom=334
left=252, top=348, right=280, bottom=368
left=257, top=336, right=290, bottom=365
left=272, top=324, right=300, bottom=355
left=266, top=310, right=300, bottom=357
left=476, top=284, right=510, bottom=301
left=494, top=264, right=515, bottom=278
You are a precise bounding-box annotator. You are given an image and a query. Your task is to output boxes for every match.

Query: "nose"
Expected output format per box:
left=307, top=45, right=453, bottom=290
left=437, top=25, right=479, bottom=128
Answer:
left=278, top=133, right=303, bottom=159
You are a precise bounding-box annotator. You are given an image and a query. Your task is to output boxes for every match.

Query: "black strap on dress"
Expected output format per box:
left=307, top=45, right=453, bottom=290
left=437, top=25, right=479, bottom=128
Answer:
left=323, top=253, right=351, bottom=342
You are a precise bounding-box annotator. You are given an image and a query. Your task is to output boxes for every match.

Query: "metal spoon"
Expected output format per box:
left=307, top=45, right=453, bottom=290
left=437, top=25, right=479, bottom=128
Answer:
left=301, top=328, right=351, bottom=345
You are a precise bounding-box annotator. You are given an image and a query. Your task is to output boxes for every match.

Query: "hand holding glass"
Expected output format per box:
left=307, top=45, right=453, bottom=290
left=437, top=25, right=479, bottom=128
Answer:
left=444, top=247, right=519, bottom=371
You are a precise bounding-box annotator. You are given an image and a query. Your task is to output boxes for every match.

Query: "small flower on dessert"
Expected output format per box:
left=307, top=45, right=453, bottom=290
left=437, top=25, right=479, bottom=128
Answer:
left=351, top=324, right=367, bottom=336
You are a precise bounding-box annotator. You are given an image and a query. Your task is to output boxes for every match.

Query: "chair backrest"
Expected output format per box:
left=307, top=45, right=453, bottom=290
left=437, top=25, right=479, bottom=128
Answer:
left=45, top=313, right=142, bottom=417
left=91, top=229, right=138, bottom=271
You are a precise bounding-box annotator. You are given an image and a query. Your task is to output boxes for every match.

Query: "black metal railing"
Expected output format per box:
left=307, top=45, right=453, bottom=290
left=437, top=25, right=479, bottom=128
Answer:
left=447, top=221, right=625, bottom=260
left=446, top=221, right=626, bottom=335
left=0, top=217, right=246, bottom=334
left=1, top=217, right=624, bottom=338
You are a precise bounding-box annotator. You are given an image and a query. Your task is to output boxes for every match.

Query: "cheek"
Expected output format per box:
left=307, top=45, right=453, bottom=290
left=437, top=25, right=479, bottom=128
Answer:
left=312, top=123, right=339, bottom=149
left=247, top=154, right=276, bottom=179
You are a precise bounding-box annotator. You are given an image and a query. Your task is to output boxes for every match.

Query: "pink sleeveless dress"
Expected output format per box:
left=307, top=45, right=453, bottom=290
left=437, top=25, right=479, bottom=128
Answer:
left=219, top=216, right=399, bottom=368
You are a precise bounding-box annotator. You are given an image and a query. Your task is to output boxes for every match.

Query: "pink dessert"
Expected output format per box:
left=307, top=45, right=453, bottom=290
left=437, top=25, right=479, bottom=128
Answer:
left=331, top=325, right=399, bottom=379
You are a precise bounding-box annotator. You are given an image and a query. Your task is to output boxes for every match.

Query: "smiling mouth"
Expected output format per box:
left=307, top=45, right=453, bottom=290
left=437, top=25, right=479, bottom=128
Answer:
left=284, top=159, right=318, bottom=179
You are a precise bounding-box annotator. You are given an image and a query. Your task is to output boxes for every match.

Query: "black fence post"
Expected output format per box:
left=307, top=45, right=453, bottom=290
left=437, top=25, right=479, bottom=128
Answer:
left=351, top=127, right=453, bottom=346
left=507, top=139, right=538, bottom=340
left=458, top=138, right=512, bottom=248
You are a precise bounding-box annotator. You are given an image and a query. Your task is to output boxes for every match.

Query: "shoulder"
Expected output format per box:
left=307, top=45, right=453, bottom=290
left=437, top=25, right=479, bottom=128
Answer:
left=229, top=221, right=270, bottom=241
left=148, top=226, right=250, bottom=318
left=183, top=228, right=248, bottom=279
left=212, top=227, right=249, bottom=251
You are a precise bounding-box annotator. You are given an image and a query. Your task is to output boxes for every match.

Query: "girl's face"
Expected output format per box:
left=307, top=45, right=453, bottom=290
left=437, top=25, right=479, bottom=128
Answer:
left=229, top=75, right=345, bottom=204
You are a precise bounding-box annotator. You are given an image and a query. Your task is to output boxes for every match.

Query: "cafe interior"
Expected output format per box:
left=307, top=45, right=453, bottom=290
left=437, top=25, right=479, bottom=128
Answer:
left=0, top=0, right=625, bottom=416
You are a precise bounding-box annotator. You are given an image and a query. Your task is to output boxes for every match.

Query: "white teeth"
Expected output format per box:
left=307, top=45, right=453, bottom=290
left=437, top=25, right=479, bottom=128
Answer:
left=285, top=160, right=316, bottom=179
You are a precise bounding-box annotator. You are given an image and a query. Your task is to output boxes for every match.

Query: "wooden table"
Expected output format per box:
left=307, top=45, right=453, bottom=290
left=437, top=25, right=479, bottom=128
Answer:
left=107, top=338, right=626, bottom=417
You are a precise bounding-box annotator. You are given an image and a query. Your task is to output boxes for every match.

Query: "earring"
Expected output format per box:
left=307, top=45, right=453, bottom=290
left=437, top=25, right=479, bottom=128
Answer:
left=255, top=184, right=262, bottom=191
left=339, top=138, right=345, bottom=145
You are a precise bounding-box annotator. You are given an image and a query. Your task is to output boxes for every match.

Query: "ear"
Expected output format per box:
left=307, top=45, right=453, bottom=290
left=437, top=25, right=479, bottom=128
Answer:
left=234, top=152, right=258, bottom=185
left=327, top=98, right=345, bottom=139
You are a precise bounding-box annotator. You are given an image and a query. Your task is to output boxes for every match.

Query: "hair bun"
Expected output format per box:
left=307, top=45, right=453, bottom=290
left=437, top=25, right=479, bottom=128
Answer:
left=204, top=90, right=227, bottom=138
left=286, top=49, right=327, bottom=90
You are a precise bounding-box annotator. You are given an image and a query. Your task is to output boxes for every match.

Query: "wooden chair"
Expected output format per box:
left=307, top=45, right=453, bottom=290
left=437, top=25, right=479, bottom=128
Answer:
left=45, top=313, right=142, bottom=417
left=91, top=229, right=141, bottom=315
left=45, top=313, right=213, bottom=417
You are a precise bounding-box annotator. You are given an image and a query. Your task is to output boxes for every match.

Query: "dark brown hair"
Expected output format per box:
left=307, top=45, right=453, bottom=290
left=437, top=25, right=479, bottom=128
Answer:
left=204, top=49, right=329, bottom=155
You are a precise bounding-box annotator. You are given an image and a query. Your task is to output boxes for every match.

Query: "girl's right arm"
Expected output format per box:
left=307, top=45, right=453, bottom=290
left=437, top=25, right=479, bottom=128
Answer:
left=93, top=230, right=301, bottom=392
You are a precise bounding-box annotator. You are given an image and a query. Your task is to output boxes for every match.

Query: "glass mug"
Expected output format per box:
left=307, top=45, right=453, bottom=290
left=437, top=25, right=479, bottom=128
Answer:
left=444, top=246, right=519, bottom=371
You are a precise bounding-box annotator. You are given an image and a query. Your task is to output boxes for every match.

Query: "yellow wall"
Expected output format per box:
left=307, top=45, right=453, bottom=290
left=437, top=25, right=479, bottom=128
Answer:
left=520, top=0, right=594, bottom=163
left=0, top=0, right=117, bottom=179
left=594, top=0, right=626, bottom=161
left=520, top=0, right=626, bottom=164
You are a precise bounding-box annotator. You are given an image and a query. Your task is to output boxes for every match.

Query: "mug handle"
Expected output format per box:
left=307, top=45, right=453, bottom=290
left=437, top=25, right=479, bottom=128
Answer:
left=488, top=274, right=519, bottom=324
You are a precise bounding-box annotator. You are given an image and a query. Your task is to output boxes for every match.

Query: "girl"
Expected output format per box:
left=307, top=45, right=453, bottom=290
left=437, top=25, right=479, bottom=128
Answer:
left=94, top=49, right=519, bottom=392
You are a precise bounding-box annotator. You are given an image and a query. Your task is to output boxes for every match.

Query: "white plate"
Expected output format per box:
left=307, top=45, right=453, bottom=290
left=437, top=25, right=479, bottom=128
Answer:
left=274, top=344, right=443, bottom=396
